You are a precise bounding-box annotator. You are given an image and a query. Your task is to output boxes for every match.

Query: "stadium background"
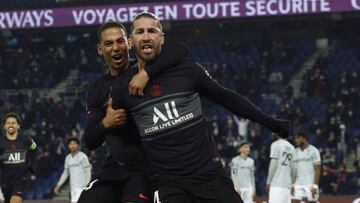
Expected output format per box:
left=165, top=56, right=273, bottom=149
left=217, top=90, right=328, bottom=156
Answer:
left=0, top=0, right=359, bottom=202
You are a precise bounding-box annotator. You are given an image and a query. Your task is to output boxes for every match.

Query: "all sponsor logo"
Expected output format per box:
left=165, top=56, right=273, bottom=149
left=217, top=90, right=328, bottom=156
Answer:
left=144, top=101, right=194, bottom=135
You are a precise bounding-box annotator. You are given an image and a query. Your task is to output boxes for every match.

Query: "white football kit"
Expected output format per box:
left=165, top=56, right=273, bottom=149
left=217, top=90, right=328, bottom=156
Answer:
left=268, top=139, right=295, bottom=203
left=57, top=151, right=91, bottom=203
left=293, top=145, right=321, bottom=201
left=230, top=155, right=255, bottom=203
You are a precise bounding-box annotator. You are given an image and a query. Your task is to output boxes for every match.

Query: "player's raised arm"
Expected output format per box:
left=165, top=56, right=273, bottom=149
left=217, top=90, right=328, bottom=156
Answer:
left=128, top=43, right=189, bottom=96
left=193, top=63, right=289, bottom=137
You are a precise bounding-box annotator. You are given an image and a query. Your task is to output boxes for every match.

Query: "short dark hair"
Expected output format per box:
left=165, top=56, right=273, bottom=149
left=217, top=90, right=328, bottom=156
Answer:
left=239, top=141, right=250, bottom=148
left=3, top=112, right=21, bottom=125
left=97, top=21, right=127, bottom=42
left=296, top=132, right=309, bottom=141
left=130, top=12, right=163, bottom=33
left=67, top=136, right=80, bottom=145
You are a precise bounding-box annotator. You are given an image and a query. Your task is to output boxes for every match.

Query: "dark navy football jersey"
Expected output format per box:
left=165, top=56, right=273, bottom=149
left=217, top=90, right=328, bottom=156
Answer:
left=112, top=57, right=287, bottom=180
left=0, top=135, right=36, bottom=182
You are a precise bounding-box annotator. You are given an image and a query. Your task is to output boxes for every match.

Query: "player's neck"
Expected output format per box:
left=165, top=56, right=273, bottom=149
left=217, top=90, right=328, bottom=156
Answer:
left=301, top=143, right=309, bottom=150
left=109, top=68, right=120, bottom=76
left=6, top=133, right=18, bottom=140
left=71, top=150, right=79, bottom=157
left=240, top=154, right=248, bottom=159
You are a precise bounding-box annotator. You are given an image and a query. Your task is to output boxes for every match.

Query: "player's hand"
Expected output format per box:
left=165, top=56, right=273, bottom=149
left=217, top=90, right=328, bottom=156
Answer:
left=265, top=184, right=270, bottom=194
left=102, top=98, right=127, bottom=128
left=54, top=186, right=60, bottom=195
left=311, top=185, right=318, bottom=197
left=129, top=66, right=149, bottom=96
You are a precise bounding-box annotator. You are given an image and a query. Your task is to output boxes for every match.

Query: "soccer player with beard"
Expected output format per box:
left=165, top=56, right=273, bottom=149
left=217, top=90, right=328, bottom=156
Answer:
left=78, top=22, right=187, bottom=203
left=292, top=132, right=321, bottom=203
left=0, top=113, right=37, bottom=203
left=110, top=12, right=290, bottom=203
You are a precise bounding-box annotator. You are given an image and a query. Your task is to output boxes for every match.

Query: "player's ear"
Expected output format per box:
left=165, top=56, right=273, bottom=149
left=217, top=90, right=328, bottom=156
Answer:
left=127, top=37, right=131, bottom=50
left=128, top=35, right=134, bottom=48
left=97, top=44, right=103, bottom=56
left=160, top=33, right=165, bottom=45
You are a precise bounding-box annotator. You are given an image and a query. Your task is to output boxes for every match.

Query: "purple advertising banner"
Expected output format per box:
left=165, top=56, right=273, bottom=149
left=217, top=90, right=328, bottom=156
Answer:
left=1, top=0, right=360, bottom=30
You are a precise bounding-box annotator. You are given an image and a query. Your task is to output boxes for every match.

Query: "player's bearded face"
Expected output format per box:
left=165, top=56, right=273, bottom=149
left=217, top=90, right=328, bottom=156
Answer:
left=4, top=117, right=20, bottom=135
left=98, top=28, right=130, bottom=73
left=130, top=17, right=164, bottom=62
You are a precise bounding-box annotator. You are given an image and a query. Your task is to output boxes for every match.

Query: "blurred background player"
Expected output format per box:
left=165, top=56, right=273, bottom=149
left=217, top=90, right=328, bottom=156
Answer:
left=266, top=133, right=296, bottom=203
left=54, top=137, right=91, bottom=203
left=292, top=132, right=321, bottom=203
left=0, top=113, right=37, bottom=203
left=230, top=141, right=255, bottom=203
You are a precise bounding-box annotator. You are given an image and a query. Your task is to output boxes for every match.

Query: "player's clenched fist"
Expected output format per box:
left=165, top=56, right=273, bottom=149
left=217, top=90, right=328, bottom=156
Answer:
left=102, top=98, right=127, bottom=128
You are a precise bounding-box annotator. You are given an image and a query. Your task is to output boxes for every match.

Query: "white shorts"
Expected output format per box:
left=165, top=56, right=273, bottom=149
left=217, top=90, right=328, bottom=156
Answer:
left=238, top=187, right=254, bottom=203
left=293, top=185, right=319, bottom=201
left=71, top=188, right=83, bottom=203
left=269, top=186, right=290, bottom=203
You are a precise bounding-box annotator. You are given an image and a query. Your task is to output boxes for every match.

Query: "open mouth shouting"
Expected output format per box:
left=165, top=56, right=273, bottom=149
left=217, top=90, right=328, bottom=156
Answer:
left=112, top=53, right=124, bottom=64
left=141, top=43, right=154, bottom=54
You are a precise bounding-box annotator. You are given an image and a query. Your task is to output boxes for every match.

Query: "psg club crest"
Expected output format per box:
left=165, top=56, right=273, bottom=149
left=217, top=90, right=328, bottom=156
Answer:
left=150, top=84, right=162, bottom=97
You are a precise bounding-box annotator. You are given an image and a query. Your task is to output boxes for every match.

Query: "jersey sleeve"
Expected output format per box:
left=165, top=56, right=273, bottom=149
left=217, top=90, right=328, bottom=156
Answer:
left=145, top=43, right=188, bottom=78
left=311, top=147, right=321, bottom=165
left=229, top=158, right=236, bottom=168
left=83, top=82, right=108, bottom=150
left=192, top=63, right=289, bottom=135
left=64, top=156, right=69, bottom=169
left=80, top=153, right=91, bottom=168
left=270, top=143, right=280, bottom=159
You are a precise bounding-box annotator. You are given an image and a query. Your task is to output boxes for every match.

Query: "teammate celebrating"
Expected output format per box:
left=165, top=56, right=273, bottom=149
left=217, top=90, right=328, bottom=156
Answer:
left=78, top=22, right=187, bottom=203
left=292, top=132, right=321, bottom=203
left=266, top=133, right=296, bottom=203
left=54, top=137, right=91, bottom=203
left=230, top=141, right=255, bottom=203
left=0, top=113, right=37, bottom=203
left=110, top=12, right=290, bottom=203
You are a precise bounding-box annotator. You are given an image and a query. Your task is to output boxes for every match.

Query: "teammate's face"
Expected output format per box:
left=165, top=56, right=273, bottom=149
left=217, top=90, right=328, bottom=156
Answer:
left=240, top=144, right=250, bottom=156
left=98, top=27, right=130, bottom=74
left=130, top=17, right=164, bottom=62
left=295, top=135, right=304, bottom=147
left=4, top=117, right=20, bottom=136
left=68, top=141, right=79, bottom=153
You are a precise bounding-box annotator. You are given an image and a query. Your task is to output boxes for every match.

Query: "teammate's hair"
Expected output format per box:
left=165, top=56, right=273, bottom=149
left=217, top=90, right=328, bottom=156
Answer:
left=296, top=132, right=309, bottom=141
left=130, top=12, right=163, bottom=33
left=97, top=21, right=127, bottom=42
left=3, top=112, right=21, bottom=125
left=239, top=141, right=250, bottom=148
left=67, top=136, right=80, bottom=145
